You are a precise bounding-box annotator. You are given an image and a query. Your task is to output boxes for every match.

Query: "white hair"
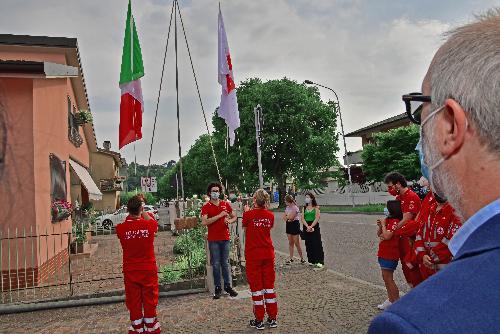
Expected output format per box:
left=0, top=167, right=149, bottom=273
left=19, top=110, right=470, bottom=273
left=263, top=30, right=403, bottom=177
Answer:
left=429, top=8, right=500, bottom=153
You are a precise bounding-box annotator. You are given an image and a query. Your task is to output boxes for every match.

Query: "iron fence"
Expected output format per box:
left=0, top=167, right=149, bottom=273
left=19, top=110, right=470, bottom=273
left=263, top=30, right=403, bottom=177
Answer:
left=0, top=207, right=204, bottom=306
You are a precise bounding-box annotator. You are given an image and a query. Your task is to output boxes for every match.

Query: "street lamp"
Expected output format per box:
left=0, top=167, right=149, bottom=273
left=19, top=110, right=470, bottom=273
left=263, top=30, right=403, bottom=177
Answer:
left=304, top=80, right=355, bottom=207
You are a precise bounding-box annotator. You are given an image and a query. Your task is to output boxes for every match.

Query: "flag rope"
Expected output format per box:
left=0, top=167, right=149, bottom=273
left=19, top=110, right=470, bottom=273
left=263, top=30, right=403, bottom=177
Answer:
left=146, top=0, right=175, bottom=177
left=176, top=0, right=224, bottom=189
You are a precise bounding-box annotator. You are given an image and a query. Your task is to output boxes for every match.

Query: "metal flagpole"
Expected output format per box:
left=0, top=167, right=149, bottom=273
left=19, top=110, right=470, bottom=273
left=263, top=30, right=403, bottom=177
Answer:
left=254, top=105, right=264, bottom=189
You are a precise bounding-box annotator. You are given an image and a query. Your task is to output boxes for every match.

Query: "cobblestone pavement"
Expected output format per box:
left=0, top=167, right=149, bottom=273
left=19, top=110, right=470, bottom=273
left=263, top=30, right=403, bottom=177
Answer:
left=272, top=212, right=410, bottom=292
left=0, top=255, right=385, bottom=334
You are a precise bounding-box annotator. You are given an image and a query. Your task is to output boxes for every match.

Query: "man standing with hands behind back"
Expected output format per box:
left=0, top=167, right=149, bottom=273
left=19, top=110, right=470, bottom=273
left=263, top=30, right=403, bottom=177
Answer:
left=202, top=182, right=239, bottom=299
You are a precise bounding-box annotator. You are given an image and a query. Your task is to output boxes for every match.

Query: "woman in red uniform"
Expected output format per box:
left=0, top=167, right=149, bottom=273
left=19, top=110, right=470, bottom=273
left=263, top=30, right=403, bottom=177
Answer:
left=243, top=189, right=278, bottom=330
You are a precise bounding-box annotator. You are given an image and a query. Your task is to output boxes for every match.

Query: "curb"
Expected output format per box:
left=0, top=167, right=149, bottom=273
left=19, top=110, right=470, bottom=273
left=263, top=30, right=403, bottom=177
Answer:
left=0, top=288, right=206, bottom=315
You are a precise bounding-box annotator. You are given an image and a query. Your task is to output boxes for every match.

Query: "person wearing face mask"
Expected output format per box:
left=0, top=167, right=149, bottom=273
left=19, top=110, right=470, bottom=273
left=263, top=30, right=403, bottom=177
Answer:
left=370, top=11, right=500, bottom=333
left=383, top=172, right=423, bottom=288
left=201, top=182, right=239, bottom=299
left=414, top=194, right=462, bottom=280
left=300, top=192, right=324, bottom=269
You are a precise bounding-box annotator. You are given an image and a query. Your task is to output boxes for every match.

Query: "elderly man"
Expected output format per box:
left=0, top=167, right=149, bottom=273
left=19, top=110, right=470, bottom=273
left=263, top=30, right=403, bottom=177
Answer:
left=370, top=10, right=500, bottom=333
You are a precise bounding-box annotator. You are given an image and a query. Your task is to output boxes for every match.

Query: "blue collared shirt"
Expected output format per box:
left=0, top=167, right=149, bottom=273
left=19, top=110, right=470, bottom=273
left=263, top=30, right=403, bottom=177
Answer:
left=449, top=199, right=500, bottom=256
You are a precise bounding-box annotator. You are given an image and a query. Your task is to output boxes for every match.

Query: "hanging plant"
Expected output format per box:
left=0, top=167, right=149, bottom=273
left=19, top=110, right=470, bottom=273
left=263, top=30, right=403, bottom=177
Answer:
left=51, top=199, right=73, bottom=222
left=75, top=110, right=93, bottom=126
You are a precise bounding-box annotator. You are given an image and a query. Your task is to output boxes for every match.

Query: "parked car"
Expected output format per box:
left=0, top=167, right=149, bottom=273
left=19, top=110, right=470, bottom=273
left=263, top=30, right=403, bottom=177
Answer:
left=95, top=205, right=160, bottom=230
left=95, top=207, right=128, bottom=230
left=143, top=205, right=160, bottom=221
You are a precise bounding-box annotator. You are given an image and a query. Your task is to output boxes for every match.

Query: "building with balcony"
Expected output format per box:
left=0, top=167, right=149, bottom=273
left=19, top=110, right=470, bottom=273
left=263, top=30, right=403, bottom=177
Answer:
left=90, top=141, right=125, bottom=212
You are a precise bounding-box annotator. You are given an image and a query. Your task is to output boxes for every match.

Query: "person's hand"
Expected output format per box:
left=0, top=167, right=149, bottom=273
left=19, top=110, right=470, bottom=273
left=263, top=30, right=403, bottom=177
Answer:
left=376, top=219, right=382, bottom=227
left=218, top=210, right=228, bottom=219
left=283, top=213, right=287, bottom=221
left=422, top=255, right=434, bottom=269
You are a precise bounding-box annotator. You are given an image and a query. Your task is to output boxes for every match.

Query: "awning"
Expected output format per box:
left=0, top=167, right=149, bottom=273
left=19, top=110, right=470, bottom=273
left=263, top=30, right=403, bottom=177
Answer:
left=69, top=159, right=103, bottom=201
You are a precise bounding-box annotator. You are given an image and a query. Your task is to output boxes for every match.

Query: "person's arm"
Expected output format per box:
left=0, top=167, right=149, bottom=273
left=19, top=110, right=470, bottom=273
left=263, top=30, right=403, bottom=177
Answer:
left=141, top=210, right=151, bottom=221
left=202, top=212, right=225, bottom=226
left=380, top=221, right=394, bottom=240
left=300, top=207, right=309, bottom=229
left=225, top=210, right=237, bottom=225
left=396, top=212, right=416, bottom=229
left=310, top=207, right=321, bottom=228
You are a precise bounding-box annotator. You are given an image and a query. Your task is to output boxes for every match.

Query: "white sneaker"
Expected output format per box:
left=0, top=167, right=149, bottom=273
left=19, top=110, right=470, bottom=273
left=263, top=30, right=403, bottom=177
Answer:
left=377, top=299, right=392, bottom=310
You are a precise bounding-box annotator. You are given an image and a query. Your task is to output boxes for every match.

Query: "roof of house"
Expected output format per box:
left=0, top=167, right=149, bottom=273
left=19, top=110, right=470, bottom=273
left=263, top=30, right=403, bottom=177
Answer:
left=345, top=112, right=409, bottom=137
left=96, top=148, right=123, bottom=167
left=0, top=34, right=77, bottom=48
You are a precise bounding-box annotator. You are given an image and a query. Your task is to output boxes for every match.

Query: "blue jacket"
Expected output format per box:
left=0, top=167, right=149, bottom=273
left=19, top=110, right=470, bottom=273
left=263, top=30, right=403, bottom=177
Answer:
left=369, top=213, right=500, bottom=334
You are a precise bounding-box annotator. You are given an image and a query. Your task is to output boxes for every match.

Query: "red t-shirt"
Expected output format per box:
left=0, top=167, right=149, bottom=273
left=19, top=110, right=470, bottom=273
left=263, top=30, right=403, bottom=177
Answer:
left=116, top=215, right=158, bottom=272
left=242, top=208, right=275, bottom=260
left=201, top=201, right=233, bottom=241
left=397, top=189, right=421, bottom=216
left=378, top=218, right=400, bottom=260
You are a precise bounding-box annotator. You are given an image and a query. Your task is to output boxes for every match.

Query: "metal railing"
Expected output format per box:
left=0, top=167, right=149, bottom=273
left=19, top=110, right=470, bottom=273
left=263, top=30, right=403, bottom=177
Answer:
left=0, top=207, right=204, bottom=306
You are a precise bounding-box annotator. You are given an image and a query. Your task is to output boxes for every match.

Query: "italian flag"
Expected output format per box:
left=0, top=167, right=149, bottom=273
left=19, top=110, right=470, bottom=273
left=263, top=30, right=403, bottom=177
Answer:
left=119, top=0, right=144, bottom=149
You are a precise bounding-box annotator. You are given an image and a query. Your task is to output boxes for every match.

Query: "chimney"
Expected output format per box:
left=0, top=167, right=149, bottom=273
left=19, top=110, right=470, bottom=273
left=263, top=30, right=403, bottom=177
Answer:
left=103, top=141, right=111, bottom=151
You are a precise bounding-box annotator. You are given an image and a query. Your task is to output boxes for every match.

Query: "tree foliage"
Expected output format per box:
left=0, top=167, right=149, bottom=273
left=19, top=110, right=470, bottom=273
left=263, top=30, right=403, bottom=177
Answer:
left=126, top=162, right=171, bottom=191
left=213, top=78, right=340, bottom=204
left=361, top=125, right=421, bottom=182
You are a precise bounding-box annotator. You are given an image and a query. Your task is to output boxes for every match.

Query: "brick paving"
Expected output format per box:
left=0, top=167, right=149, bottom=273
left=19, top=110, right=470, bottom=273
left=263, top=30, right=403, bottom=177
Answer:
left=0, top=255, right=385, bottom=334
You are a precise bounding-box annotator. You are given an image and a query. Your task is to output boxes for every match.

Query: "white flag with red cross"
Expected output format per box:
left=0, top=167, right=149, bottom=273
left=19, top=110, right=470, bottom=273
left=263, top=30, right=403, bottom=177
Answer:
left=218, top=6, right=240, bottom=146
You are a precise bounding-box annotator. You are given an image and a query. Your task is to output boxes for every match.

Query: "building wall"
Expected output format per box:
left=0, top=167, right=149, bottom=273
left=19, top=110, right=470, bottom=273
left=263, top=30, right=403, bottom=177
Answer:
left=32, top=77, right=91, bottom=267
left=0, top=78, right=37, bottom=283
left=90, top=152, right=120, bottom=211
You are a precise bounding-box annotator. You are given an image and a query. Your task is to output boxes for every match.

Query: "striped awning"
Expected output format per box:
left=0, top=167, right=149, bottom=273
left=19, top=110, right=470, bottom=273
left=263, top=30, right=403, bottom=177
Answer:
left=69, top=159, right=102, bottom=200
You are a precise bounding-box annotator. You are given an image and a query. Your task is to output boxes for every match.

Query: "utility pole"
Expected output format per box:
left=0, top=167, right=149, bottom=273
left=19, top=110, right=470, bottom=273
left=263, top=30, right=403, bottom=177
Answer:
left=254, top=105, right=264, bottom=189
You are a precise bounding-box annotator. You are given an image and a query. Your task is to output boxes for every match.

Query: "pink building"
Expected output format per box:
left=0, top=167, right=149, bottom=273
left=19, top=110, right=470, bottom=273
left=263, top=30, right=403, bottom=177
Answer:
left=0, top=34, right=103, bottom=290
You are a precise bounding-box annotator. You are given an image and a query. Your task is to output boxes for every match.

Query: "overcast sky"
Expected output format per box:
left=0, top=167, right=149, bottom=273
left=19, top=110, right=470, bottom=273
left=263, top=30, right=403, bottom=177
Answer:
left=1, top=0, right=499, bottom=165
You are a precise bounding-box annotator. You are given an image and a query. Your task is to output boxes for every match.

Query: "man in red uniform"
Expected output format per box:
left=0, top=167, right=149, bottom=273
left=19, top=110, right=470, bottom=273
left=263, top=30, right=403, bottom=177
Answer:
left=384, top=172, right=422, bottom=288
left=243, top=189, right=278, bottom=330
left=415, top=194, right=462, bottom=279
left=201, top=182, right=238, bottom=299
left=116, top=195, right=161, bottom=334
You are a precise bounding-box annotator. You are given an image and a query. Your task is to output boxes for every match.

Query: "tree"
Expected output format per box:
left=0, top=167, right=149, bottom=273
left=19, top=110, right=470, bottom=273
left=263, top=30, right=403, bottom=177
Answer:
left=126, top=162, right=171, bottom=191
left=361, top=125, right=421, bottom=182
left=213, top=78, right=340, bottom=205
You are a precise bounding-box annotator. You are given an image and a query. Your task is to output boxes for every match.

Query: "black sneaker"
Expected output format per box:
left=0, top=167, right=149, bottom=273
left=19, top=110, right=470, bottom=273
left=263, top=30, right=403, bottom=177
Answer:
left=224, top=285, right=238, bottom=297
left=267, top=318, right=278, bottom=328
left=213, top=286, right=222, bottom=300
left=249, top=319, right=265, bottom=330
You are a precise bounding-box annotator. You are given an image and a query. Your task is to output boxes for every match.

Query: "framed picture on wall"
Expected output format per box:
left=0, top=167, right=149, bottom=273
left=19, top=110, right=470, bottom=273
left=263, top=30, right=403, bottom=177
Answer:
left=50, top=153, right=67, bottom=201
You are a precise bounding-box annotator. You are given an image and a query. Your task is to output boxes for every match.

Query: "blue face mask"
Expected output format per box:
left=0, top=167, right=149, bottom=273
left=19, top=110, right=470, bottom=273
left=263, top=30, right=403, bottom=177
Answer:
left=383, top=207, right=389, bottom=217
left=415, top=137, right=430, bottom=181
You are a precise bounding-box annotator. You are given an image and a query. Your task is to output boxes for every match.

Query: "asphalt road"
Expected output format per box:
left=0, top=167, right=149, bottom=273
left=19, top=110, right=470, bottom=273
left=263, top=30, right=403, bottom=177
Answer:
left=271, top=212, right=409, bottom=291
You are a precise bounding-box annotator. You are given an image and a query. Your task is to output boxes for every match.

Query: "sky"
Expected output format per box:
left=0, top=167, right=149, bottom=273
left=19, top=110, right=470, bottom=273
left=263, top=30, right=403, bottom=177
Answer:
left=1, top=0, right=499, bottom=165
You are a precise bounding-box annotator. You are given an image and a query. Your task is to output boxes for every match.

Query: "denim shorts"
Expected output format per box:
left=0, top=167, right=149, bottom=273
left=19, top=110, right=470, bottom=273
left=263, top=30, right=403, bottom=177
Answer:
left=378, top=257, right=399, bottom=271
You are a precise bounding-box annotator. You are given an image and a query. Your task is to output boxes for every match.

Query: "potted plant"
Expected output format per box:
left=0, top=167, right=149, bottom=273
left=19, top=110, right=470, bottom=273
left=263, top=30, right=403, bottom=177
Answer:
left=75, top=110, right=93, bottom=126
left=71, top=222, right=89, bottom=254
left=51, top=199, right=73, bottom=222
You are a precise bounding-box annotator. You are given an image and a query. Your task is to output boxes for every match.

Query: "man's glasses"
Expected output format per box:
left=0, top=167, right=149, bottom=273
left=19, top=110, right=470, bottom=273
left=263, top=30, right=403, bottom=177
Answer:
left=402, top=93, right=431, bottom=125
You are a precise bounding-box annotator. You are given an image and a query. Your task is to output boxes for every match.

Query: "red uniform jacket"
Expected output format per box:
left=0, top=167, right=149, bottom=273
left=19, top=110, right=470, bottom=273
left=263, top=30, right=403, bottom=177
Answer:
left=415, top=202, right=462, bottom=265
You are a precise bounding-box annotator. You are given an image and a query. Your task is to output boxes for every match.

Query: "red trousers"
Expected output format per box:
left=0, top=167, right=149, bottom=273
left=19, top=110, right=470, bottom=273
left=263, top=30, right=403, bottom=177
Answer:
left=246, top=258, right=278, bottom=321
left=124, top=270, right=161, bottom=333
left=399, top=238, right=423, bottom=288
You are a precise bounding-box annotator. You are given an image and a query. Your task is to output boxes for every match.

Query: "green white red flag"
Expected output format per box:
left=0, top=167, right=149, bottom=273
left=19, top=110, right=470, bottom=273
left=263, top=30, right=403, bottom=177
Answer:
left=119, top=0, right=144, bottom=149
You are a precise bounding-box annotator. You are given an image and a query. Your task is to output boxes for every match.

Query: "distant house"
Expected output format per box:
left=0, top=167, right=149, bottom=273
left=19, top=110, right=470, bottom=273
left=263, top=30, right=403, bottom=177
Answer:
left=90, top=141, right=125, bottom=212
left=0, top=34, right=117, bottom=289
left=344, top=112, right=412, bottom=165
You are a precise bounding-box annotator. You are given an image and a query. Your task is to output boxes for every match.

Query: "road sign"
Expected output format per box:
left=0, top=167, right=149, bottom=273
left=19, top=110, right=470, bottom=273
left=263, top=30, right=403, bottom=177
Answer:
left=141, top=176, right=157, bottom=193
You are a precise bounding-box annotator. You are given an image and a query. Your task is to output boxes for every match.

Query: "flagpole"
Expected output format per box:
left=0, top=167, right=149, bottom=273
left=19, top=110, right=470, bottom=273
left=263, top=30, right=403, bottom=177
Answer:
left=174, top=0, right=185, bottom=201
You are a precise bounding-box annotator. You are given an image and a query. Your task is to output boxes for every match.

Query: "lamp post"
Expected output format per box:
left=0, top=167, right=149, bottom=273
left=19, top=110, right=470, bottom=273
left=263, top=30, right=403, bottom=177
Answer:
left=304, top=80, right=355, bottom=207
left=254, top=104, right=264, bottom=189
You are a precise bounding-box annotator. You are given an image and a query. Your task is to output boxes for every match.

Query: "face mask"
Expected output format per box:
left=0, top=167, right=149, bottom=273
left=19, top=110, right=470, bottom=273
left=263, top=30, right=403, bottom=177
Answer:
left=210, top=192, right=220, bottom=200
left=419, top=105, right=447, bottom=199
left=384, top=207, right=389, bottom=217
left=387, top=186, right=398, bottom=196
left=415, top=138, right=430, bottom=181
left=305, top=197, right=311, bottom=204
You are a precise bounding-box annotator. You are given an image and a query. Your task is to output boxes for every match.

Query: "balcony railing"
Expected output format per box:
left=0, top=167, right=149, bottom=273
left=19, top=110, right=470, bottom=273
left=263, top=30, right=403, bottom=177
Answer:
left=100, top=178, right=123, bottom=192
left=68, top=126, right=83, bottom=148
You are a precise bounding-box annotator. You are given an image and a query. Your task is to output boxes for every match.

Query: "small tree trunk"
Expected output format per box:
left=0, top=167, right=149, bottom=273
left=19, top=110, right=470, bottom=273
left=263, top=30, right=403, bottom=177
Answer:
left=277, top=174, right=287, bottom=208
